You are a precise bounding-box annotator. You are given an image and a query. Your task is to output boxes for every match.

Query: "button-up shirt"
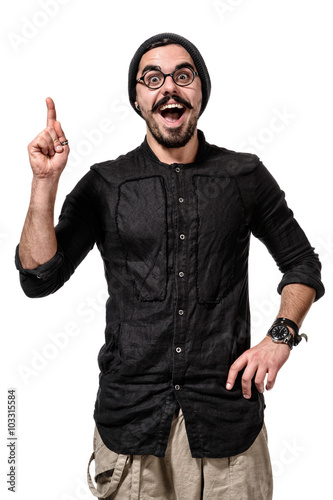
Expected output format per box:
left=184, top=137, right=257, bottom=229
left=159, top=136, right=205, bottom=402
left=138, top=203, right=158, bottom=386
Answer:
left=15, top=130, right=324, bottom=458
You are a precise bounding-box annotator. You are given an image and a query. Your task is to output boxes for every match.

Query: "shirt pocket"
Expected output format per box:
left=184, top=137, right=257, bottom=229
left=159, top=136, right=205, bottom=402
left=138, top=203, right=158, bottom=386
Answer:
left=87, top=425, right=129, bottom=498
left=115, top=176, right=168, bottom=302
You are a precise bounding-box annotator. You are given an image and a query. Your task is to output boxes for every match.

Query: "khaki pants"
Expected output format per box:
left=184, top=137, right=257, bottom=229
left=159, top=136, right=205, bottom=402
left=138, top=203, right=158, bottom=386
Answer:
left=87, top=408, right=273, bottom=500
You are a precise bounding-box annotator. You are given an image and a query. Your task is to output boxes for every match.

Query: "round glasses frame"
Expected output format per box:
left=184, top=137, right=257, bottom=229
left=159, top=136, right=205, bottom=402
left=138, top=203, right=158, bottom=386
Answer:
left=136, top=67, right=199, bottom=90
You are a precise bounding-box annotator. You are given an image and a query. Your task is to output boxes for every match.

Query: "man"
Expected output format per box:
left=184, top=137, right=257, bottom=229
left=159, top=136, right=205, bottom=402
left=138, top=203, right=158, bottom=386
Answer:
left=16, top=33, right=324, bottom=499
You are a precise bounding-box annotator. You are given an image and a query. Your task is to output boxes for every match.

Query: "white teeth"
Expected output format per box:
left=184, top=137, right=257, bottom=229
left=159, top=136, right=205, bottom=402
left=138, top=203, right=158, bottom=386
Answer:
left=159, top=103, right=185, bottom=111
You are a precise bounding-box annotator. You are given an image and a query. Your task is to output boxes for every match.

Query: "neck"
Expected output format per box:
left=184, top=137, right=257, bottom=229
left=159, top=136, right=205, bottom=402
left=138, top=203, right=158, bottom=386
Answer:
left=146, top=129, right=199, bottom=164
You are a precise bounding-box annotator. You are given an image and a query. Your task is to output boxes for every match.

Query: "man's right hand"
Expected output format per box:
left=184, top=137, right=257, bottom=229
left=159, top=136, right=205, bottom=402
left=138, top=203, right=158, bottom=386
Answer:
left=28, top=97, right=70, bottom=179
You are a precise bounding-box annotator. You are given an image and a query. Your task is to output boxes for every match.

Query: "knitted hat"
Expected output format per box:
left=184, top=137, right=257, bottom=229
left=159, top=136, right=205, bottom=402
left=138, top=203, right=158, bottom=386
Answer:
left=128, top=32, right=211, bottom=118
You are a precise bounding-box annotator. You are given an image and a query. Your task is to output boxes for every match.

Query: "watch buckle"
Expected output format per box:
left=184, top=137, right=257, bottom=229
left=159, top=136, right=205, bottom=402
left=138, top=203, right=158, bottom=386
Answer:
left=294, top=333, right=308, bottom=347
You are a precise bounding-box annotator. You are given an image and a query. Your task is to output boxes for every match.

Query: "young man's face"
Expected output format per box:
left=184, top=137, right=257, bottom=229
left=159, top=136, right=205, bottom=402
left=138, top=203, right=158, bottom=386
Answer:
left=135, top=44, right=202, bottom=149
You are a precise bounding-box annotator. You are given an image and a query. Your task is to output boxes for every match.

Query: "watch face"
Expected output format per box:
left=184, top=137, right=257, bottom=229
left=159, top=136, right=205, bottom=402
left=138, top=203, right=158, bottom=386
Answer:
left=270, top=325, right=289, bottom=341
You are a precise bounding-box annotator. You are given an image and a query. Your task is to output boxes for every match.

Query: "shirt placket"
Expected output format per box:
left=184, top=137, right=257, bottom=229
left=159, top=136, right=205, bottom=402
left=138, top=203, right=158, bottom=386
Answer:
left=172, top=164, right=188, bottom=395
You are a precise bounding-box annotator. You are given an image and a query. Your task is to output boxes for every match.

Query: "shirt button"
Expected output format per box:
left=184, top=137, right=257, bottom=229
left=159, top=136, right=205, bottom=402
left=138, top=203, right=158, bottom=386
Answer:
left=178, top=309, right=184, bottom=316
left=175, top=385, right=181, bottom=391
left=179, top=271, right=184, bottom=278
left=180, top=234, right=185, bottom=240
left=175, top=167, right=181, bottom=173
left=178, top=197, right=184, bottom=203
left=176, top=347, right=182, bottom=353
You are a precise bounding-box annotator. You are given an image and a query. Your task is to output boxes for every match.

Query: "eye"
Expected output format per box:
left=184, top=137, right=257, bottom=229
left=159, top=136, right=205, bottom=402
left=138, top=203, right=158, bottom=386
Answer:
left=145, top=71, right=163, bottom=87
left=174, top=68, right=193, bottom=84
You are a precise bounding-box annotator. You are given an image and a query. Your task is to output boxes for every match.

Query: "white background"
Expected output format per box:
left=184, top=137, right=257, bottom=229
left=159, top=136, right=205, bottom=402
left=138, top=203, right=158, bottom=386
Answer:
left=1, top=1, right=332, bottom=499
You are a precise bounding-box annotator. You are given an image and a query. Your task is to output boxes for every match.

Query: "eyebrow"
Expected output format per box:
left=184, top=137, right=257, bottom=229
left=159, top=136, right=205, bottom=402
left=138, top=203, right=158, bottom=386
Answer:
left=140, top=62, right=196, bottom=76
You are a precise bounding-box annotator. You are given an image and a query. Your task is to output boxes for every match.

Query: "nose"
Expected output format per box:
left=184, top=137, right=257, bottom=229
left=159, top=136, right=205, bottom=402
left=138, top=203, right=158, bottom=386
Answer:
left=161, top=74, right=178, bottom=94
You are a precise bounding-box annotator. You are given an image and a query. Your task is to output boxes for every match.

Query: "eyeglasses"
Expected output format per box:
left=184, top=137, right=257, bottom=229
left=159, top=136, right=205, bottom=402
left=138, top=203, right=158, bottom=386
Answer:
left=136, top=67, right=199, bottom=90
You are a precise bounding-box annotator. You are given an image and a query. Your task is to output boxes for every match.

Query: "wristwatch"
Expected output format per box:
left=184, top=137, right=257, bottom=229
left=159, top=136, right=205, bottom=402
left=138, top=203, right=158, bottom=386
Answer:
left=266, top=317, right=308, bottom=350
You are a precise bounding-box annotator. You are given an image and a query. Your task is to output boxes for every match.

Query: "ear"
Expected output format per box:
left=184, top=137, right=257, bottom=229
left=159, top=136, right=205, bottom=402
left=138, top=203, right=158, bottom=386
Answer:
left=134, top=100, right=141, bottom=111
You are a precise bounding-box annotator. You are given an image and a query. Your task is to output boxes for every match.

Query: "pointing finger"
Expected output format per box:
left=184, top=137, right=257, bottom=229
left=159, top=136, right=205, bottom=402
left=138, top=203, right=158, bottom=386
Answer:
left=46, top=97, right=57, bottom=127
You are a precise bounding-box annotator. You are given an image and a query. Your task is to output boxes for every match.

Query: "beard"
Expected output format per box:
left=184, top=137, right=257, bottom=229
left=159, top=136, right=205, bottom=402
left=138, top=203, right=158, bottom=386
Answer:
left=140, top=95, right=200, bottom=149
left=145, top=113, right=198, bottom=149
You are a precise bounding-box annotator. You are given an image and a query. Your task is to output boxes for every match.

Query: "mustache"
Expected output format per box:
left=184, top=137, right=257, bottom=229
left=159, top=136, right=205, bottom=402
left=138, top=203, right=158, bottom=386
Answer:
left=152, top=95, right=193, bottom=113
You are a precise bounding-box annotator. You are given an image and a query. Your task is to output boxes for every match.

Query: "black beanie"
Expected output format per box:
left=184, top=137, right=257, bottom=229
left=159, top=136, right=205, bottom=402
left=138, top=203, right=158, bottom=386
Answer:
left=128, top=32, right=211, bottom=118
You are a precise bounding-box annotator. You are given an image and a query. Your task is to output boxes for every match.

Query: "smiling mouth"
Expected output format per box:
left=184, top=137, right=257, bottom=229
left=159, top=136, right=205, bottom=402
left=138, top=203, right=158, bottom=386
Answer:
left=158, top=103, right=186, bottom=124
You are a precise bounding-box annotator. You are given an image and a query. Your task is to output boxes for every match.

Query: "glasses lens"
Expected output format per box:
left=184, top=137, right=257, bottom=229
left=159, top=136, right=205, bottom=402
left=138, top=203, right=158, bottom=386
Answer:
left=173, top=68, right=194, bottom=86
left=144, top=70, right=164, bottom=89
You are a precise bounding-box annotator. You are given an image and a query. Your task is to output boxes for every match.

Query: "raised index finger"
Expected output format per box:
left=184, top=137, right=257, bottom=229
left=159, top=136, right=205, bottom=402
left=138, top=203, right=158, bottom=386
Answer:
left=46, top=97, right=57, bottom=127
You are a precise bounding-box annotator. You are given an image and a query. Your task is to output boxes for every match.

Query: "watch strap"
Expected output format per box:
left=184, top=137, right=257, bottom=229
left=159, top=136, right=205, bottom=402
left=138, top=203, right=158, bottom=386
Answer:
left=272, top=317, right=299, bottom=336
left=294, top=333, right=308, bottom=347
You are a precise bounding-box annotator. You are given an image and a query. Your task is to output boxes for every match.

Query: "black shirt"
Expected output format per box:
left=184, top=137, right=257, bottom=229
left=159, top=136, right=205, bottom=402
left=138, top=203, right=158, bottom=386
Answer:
left=15, top=130, right=324, bottom=458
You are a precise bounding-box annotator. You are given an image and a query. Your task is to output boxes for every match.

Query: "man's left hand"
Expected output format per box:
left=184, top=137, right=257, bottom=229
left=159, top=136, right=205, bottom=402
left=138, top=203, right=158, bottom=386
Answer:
left=226, top=336, right=290, bottom=398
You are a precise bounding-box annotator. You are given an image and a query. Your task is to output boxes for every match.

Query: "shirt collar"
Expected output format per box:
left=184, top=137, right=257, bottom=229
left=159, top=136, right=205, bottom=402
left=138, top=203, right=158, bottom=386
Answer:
left=140, top=129, right=209, bottom=167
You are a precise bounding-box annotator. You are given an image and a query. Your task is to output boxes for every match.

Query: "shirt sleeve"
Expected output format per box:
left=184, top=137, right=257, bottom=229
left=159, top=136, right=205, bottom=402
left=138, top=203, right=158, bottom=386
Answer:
left=15, top=169, right=103, bottom=298
left=251, top=160, right=325, bottom=301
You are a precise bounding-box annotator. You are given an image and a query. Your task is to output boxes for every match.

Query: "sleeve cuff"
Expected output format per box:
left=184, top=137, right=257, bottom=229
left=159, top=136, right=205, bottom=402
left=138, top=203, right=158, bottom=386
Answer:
left=15, top=244, right=64, bottom=280
left=277, top=272, right=325, bottom=302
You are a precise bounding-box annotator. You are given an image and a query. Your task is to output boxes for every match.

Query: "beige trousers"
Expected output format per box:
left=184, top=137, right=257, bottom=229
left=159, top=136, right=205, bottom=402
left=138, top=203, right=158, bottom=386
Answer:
left=87, top=408, right=273, bottom=500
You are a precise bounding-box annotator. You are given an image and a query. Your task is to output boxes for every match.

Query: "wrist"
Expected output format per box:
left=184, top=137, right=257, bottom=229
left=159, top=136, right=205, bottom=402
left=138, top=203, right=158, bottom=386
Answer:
left=31, top=173, right=60, bottom=190
left=30, top=176, right=59, bottom=209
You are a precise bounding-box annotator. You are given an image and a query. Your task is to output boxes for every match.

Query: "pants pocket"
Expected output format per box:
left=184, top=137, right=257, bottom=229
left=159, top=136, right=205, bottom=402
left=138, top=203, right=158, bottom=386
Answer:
left=228, top=424, right=273, bottom=500
left=87, top=425, right=129, bottom=498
